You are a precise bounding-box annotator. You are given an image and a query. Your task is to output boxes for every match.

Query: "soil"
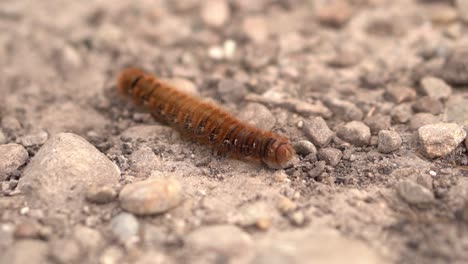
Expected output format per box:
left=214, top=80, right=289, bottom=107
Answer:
left=1, top=0, right=468, bottom=263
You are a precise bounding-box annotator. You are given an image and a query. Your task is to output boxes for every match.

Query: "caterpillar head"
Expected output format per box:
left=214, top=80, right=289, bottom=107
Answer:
left=117, top=68, right=145, bottom=95
left=262, top=138, right=296, bottom=169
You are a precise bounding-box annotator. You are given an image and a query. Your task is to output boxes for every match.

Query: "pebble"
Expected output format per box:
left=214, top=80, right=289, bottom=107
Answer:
left=419, top=76, right=452, bottom=100
left=13, top=219, right=41, bottom=239
left=129, top=146, right=161, bottom=177
left=377, top=130, right=402, bottom=154
left=110, top=212, right=140, bottom=243
left=292, top=140, right=317, bottom=156
left=364, top=114, right=391, bottom=135
left=99, top=246, right=124, bottom=264
left=86, top=184, right=118, bottom=204
left=0, top=144, right=28, bottom=181
left=324, top=98, right=363, bottom=121
left=308, top=161, right=326, bottom=178
left=119, top=178, right=183, bottom=215
left=201, top=0, right=230, bottom=28
left=18, top=130, right=48, bottom=147
left=242, top=15, right=269, bottom=43
left=412, top=96, right=443, bottom=115
left=238, top=103, right=276, bottom=131
left=49, top=239, right=82, bottom=264
left=73, top=225, right=103, bottom=251
left=236, top=202, right=272, bottom=230
left=0, top=130, right=6, bottom=144
left=185, top=225, right=253, bottom=262
left=418, top=123, right=467, bottom=158
left=336, top=121, right=371, bottom=146
left=441, top=47, right=468, bottom=85
left=316, top=0, right=353, bottom=27
left=1, top=116, right=21, bottom=132
left=409, top=113, right=439, bottom=131
left=456, top=0, right=468, bottom=23
left=302, top=117, right=335, bottom=147
left=385, top=85, right=417, bottom=103
left=3, top=239, right=49, bottom=264
left=17, top=133, right=120, bottom=209
left=444, top=96, right=468, bottom=126
left=289, top=211, right=306, bottom=226
left=397, top=180, right=434, bottom=205
left=276, top=196, right=297, bottom=214
left=218, top=78, right=248, bottom=104
left=391, top=103, right=413, bottom=123
left=318, top=148, right=343, bottom=166
left=163, top=77, right=198, bottom=95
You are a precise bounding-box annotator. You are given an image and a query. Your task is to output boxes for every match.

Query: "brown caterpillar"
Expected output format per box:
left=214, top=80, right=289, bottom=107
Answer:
left=117, top=68, right=295, bottom=169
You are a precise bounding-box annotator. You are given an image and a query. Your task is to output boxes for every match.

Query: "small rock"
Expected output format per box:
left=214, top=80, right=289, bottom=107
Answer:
left=397, top=180, right=434, bottom=205
left=364, top=114, right=391, bottom=135
left=236, top=202, right=272, bottom=230
left=302, top=117, right=335, bottom=147
left=292, top=140, right=317, bottom=156
left=0, top=130, right=6, bottom=144
left=318, top=148, right=343, bottom=166
left=218, top=79, right=247, bottom=104
left=238, top=103, right=276, bottom=131
left=13, top=219, right=41, bottom=239
left=18, top=130, right=48, bottom=147
left=119, top=178, right=183, bottom=215
left=456, top=0, right=468, bottom=23
left=440, top=47, right=468, bottom=85
left=3, top=240, right=48, bottom=264
left=324, top=98, right=363, bottom=121
left=110, top=212, right=140, bottom=243
left=391, top=103, right=413, bottom=123
left=129, top=146, right=161, bottom=177
left=49, top=239, right=82, bottom=264
left=73, top=225, right=103, bottom=251
left=1, top=116, right=21, bottom=132
left=201, top=0, right=230, bottom=28
left=418, top=123, right=467, bottom=158
left=289, top=211, right=306, bottom=226
left=316, top=0, right=353, bottom=27
left=208, top=45, right=224, bottom=60
left=337, top=121, right=371, bottom=146
left=164, top=78, right=198, bottom=95
left=0, top=144, right=28, bottom=181
left=276, top=196, right=297, bottom=214
left=86, top=184, right=118, bottom=204
left=99, top=246, right=124, bottom=264
left=308, top=161, right=326, bottom=178
left=412, top=96, right=443, bottom=115
left=385, top=85, right=417, bottom=103
left=444, top=96, right=468, bottom=126
left=18, top=133, right=120, bottom=210
left=409, top=113, right=439, bottom=131
left=185, top=225, right=253, bottom=262
left=243, top=16, right=269, bottom=43
left=377, top=130, right=402, bottom=154
left=419, top=76, right=452, bottom=100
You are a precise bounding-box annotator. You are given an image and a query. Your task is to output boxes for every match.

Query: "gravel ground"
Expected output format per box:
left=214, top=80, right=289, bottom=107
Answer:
left=1, top=0, right=468, bottom=263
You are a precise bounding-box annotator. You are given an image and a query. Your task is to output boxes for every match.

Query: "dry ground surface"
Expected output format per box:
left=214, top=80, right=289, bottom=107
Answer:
left=1, top=0, right=468, bottom=263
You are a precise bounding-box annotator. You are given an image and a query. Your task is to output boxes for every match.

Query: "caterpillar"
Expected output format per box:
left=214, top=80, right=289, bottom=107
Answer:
left=117, top=68, right=295, bottom=169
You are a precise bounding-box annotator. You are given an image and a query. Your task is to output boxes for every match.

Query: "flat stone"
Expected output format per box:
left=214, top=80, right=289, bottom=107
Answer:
left=302, top=117, right=335, bottom=147
left=0, top=144, right=28, bottom=181
left=364, top=114, right=391, bottom=135
left=409, top=113, right=439, bottom=131
left=418, top=123, right=466, bottom=158
left=120, top=125, right=173, bottom=142
left=119, top=178, right=183, bottom=215
left=238, top=103, right=276, bottom=131
left=385, top=85, right=417, bottom=103
left=337, top=121, right=371, bottom=146
left=377, top=130, right=402, bottom=154
left=17, top=133, right=120, bottom=210
left=397, top=180, right=434, bottom=205
left=318, top=148, right=343, bottom=166
left=419, top=76, right=452, bottom=100
left=412, top=96, right=443, bottom=115
left=292, top=140, right=317, bottom=156
left=324, top=98, right=363, bottom=121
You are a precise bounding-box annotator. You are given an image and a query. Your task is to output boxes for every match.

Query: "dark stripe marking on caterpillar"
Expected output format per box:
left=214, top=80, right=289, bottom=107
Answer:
left=117, top=68, right=295, bottom=169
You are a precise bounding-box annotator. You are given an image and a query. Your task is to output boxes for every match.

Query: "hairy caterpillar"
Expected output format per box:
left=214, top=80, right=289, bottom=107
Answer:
left=117, top=68, right=295, bottom=169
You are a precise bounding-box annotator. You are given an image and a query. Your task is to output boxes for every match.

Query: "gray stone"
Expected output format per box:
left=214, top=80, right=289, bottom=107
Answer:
left=292, top=140, right=317, bottom=156
left=201, top=0, right=230, bottom=28
left=18, top=130, right=48, bottom=147
left=385, top=85, right=417, bottom=103
left=441, top=47, right=468, bottom=85
left=318, top=148, right=342, bottom=166
left=3, top=239, right=48, bottom=264
left=337, top=121, right=371, bottom=146
left=86, top=184, right=118, bottom=204
left=119, top=178, right=183, bottom=215
left=49, top=239, right=82, bottom=264
left=364, top=114, right=391, bottom=134
left=412, top=96, right=443, bottom=115
left=303, top=117, right=335, bottom=147
left=18, top=133, right=120, bottom=209
left=308, top=161, right=326, bottom=178
left=420, top=76, right=452, bottom=100
left=218, top=79, right=247, bottom=104
left=110, top=212, right=140, bottom=243
left=238, top=103, right=276, bottom=131
left=377, top=130, right=402, bottom=154
left=185, top=225, right=253, bottom=263
left=418, top=123, right=466, bottom=158
left=397, top=180, right=434, bottom=205
left=324, top=98, right=363, bottom=121
left=0, top=144, right=28, bottom=181
left=444, top=96, right=468, bottom=126
left=391, top=103, right=412, bottom=123
left=409, top=113, right=439, bottom=131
